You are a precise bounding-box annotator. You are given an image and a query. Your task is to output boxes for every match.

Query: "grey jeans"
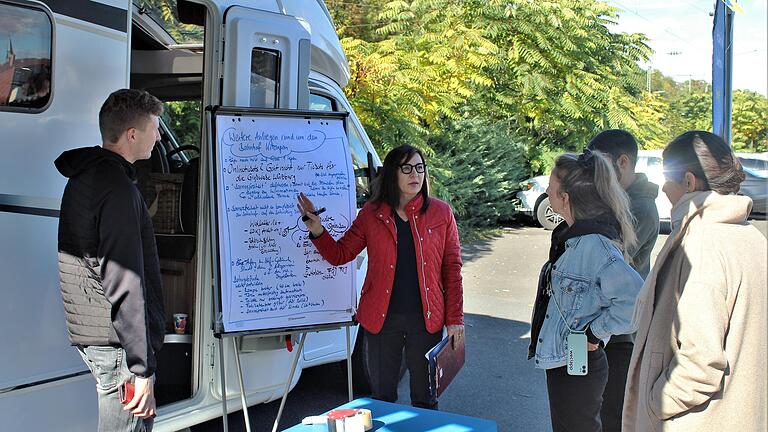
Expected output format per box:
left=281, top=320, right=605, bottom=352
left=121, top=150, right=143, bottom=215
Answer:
left=77, top=346, right=153, bottom=432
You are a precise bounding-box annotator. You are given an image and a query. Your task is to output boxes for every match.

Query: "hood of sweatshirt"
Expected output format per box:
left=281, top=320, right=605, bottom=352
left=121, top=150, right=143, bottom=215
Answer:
left=55, top=146, right=135, bottom=179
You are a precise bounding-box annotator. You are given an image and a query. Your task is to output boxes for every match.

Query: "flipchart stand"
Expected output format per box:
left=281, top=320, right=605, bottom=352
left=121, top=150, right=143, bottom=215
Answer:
left=206, top=106, right=358, bottom=431
left=216, top=324, right=355, bottom=432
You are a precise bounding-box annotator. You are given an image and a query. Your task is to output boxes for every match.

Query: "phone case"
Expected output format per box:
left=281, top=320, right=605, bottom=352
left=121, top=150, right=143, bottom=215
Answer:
left=118, top=380, right=135, bottom=405
left=566, top=332, right=588, bottom=376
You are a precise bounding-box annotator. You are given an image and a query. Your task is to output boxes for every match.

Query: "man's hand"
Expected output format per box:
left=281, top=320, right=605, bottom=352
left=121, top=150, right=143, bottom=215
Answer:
left=123, top=375, right=156, bottom=418
left=587, top=342, right=600, bottom=352
left=447, top=324, right=465, bottom=347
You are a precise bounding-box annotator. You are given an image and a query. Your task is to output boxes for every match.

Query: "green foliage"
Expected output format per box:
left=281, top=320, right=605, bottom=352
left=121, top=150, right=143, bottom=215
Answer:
left=665, top=91, right=712, bottom=137
left=326, top=0, right=388, bottom=41
left=328, top=0, right=663, bottom=237
left=136, top=0, right=204, bottom=43
left=340, top=0, right=499, bottom=155
left=326, top=0, right=768, bottom=237
left=463, top=0, right=652, bottom=151
left=428, top=117, right=529, bottom=231
left=163, top=101, right=201, bottom=147
left=732, top=90, right=768, bottom=152
left=626, top=93, right=669, bottom=149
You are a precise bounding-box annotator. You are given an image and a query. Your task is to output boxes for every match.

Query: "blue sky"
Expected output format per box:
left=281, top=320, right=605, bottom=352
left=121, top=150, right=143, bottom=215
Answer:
left=606, top=0, right=767, bottom=95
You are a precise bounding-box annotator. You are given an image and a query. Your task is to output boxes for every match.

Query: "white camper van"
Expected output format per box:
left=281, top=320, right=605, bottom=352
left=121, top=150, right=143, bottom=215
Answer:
left=0, top=1, right=380, bottom=430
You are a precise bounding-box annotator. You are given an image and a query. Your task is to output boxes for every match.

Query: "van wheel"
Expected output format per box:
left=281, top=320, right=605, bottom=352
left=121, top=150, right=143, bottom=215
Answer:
left=536, top=197, right=563, bottom=230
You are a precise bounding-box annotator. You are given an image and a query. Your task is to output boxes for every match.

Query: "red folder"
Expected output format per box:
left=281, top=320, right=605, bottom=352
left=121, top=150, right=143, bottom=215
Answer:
left=427, top=334, right=465, bottom=398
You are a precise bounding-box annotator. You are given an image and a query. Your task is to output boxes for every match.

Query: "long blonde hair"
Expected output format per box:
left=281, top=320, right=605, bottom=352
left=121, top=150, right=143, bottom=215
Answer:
left=553, top=150, right=637, bottom=260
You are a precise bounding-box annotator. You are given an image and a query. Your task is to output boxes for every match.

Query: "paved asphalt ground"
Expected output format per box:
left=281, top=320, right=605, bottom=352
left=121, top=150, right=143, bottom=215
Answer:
left=193, top=219, right=767, bottom=432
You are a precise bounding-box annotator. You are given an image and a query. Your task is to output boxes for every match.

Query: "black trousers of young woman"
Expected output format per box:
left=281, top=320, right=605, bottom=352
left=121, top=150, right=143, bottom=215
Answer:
left=363, top=313, right=443, bottom=409
left=545, top=347, right=609, bottom=432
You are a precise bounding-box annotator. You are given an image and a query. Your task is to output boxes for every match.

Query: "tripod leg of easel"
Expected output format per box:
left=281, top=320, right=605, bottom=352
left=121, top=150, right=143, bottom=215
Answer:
left=219, top=338, right=229, bottom=432
left=233, top=337, right=252, bottom=432
left=346, top=325, right=353, bottom=402
left=272, top=333, right=306, bottom=432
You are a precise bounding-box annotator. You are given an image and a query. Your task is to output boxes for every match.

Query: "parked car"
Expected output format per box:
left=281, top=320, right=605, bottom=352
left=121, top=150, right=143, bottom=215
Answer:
left=737, top=153, right=768, bottom=215
left=516, top=150, right=672, bottom=230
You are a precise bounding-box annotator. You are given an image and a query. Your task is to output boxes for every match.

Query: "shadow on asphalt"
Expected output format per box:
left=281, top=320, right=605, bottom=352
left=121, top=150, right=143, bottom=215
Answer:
left=192, top=313, right=549, bottom=432
left=461, top=220, right=539, bottom=264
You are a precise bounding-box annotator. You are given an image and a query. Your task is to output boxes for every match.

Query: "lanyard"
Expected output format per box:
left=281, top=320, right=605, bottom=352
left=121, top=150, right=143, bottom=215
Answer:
left=544, top=262, right=585, bottom=335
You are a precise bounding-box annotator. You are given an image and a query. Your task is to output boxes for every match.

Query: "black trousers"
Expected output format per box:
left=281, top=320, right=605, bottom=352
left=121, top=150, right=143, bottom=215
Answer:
left=546, top=347, right=609, bottom=432
left=600, top=341, right=633, bottom=432
left=363, top=313, right=442, bottom=409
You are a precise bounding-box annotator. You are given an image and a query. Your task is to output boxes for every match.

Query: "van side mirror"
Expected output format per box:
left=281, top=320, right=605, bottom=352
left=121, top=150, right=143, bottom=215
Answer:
left=366, top=151, right=378, bottom=185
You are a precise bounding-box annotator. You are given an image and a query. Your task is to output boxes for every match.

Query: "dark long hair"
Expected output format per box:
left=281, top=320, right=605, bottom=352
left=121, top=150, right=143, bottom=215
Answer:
left=662, top=131, right=744, bottom=194
left=370, top=145, right=430, bottom=213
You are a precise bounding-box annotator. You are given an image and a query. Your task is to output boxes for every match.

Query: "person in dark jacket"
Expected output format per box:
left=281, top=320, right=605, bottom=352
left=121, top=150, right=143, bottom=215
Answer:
left=56, top=89, right=165, bottom=431
left=587, top=129, right=659, bottom=432
left=297, top=145, right=463, bottom=409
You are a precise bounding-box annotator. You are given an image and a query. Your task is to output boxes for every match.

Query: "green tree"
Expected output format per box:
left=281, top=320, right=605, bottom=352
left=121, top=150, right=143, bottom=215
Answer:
left=732, top=90, right=768, bottom=152
left=429, top=117, right=528, bottom=230
left=339, top=0, right=499, bottom=153
left=163, top=101, right=201, bottom=148
left=462, top=0, right=652, bottom=152
left=665, top=90, right=712, bottom=138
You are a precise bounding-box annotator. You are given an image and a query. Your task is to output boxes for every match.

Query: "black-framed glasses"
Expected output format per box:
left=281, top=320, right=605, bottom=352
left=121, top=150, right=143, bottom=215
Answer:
left=399, top=163, right=426, bottom=174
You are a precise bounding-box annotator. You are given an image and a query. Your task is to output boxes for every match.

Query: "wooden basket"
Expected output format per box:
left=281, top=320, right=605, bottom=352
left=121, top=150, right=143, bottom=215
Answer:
left=146, top=173, right=184, bottom=234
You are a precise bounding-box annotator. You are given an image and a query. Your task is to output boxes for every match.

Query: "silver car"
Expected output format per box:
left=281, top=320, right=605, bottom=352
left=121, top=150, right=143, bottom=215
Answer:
left=737, top=153, right=768, bottom=215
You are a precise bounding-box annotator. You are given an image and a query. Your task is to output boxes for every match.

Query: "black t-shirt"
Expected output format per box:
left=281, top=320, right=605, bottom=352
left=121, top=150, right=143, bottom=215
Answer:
left=388, top=214, right=423, bottom=315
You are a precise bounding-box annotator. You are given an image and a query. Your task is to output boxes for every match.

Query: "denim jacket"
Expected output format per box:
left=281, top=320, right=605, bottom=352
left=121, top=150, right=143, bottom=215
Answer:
left=531, top=233, right=643, bottom=370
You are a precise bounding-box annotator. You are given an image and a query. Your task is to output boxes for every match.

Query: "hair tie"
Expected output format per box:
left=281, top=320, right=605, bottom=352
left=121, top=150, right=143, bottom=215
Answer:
left=578, top=149, right=595, bottom=169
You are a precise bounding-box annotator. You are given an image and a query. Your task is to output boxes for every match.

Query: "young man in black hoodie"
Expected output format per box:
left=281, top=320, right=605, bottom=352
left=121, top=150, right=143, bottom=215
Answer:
left=56, top=89, right=165, bottom=431
left=588, top=130, right=660, bottom=432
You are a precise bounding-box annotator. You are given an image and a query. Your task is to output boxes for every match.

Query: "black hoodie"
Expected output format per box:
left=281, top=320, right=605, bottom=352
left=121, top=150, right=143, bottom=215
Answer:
left=56, top=146, right=164, bottom=378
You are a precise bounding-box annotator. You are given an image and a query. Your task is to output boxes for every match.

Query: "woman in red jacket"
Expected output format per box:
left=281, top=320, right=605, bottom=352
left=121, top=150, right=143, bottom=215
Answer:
left=297, top=145, right=463, bottom=409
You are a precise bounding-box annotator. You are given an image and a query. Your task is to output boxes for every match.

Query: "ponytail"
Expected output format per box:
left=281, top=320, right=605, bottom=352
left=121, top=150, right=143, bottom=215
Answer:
left=554, top=150, right=637, bottom=260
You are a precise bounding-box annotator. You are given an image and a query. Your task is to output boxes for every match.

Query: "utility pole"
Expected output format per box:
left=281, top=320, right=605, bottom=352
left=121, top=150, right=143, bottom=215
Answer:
left=646, top=66, right=652, bottom=93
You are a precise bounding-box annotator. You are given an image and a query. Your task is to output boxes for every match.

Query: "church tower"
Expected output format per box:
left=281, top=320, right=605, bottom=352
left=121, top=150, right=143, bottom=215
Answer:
left=5, top=38, right=15, bottom=66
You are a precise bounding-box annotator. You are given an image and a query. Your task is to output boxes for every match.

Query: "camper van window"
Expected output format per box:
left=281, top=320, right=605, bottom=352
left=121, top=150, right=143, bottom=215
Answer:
left=309, top=91, right=370, bottom=206
left=0, top=2, right=52, bottom=112
left=348, top=126, right=372, bottom=207
left=309, top=93, right=336, bottom=111
left=250, top=48, right=280, bottom=108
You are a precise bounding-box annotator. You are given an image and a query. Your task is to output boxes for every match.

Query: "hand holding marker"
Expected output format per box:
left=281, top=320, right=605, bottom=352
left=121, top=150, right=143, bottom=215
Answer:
left=297, top=192, right=326, bottom=237
left=302, top=207, right=326, bottom=222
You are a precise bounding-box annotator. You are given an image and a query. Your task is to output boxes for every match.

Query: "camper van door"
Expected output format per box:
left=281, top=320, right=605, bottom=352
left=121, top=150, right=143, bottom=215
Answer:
left=221, top=6, right=310, bottom=110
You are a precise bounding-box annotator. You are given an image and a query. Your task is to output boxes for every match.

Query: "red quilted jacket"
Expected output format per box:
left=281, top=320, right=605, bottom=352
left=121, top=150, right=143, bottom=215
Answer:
left=311, top=194, right=463, bottom=334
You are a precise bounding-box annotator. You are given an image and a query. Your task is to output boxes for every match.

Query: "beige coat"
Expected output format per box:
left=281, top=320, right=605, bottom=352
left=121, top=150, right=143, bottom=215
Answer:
left=623, top=191, right=767, bottom=432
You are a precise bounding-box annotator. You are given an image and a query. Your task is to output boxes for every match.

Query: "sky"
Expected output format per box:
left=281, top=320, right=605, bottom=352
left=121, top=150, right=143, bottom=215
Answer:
left=605, top=0, right=767, bottom=96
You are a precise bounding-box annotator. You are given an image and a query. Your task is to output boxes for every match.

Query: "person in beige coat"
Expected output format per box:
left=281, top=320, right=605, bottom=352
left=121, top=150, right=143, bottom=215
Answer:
left=623, top=130, right=767, bottom=432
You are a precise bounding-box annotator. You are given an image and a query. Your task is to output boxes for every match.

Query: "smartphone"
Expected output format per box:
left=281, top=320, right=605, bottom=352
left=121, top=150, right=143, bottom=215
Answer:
left=566, top=332, right=588, bottom=376
left=118, top=379, right=135, bottom=405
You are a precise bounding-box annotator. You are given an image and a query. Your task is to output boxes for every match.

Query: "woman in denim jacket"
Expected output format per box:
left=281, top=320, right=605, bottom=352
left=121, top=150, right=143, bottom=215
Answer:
left=528, top=149, right=644, bottom=432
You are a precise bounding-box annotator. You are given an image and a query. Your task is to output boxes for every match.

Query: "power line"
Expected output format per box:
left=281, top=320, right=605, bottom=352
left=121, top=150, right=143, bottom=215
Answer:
left=610, top=0, right=699, bottom=49
left=680, top=0, right=712, bottom=15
